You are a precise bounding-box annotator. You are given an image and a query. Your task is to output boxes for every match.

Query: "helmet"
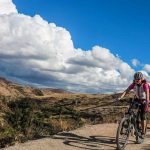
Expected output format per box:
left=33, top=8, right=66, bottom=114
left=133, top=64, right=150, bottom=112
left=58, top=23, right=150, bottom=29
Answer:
left=134, top=72, right=143, bottom=80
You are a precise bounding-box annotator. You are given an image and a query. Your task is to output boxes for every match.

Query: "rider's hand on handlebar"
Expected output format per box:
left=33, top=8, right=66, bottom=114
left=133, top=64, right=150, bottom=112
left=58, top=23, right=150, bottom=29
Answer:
left=118, top=97, right=121, bottom=101
left=114, top=97, right=121, bottom=102
left=143, top=100, right=149, bottom=105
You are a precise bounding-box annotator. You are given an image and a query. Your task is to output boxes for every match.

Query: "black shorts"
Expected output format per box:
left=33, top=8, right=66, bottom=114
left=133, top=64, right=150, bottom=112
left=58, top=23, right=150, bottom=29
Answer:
left=139, top=103, right=147, bottom=121
left=134, top=98, right=147, bottom=121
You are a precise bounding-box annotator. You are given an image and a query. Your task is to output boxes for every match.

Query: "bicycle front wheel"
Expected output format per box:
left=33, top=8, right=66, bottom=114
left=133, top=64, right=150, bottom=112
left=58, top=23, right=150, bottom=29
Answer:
left=116, top=117, right=130, bottom=150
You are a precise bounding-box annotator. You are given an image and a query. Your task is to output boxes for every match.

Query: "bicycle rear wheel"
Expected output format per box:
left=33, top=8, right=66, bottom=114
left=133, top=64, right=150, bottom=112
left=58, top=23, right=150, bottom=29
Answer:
left=116, top=117, right=130, bottom=150
left=135, top=119, right=147, bottom=144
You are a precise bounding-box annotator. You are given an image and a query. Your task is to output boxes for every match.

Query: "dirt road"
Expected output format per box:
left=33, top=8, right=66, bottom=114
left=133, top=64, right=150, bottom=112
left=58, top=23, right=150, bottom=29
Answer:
left=3, top=123, right=150, bottom=150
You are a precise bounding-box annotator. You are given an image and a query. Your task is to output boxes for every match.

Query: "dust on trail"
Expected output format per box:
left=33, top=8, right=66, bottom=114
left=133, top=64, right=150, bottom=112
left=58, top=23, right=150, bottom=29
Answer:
left=3, top=123, right=150, bottom=150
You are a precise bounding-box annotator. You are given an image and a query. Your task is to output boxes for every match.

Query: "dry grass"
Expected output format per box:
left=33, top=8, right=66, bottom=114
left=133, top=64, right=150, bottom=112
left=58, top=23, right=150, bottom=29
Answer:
left=0, top=77, right=140, bottom=148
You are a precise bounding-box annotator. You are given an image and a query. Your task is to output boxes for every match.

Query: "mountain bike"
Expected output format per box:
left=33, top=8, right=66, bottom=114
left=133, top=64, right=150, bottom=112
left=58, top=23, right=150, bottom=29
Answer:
left=116, top=99, right=148, bottom=150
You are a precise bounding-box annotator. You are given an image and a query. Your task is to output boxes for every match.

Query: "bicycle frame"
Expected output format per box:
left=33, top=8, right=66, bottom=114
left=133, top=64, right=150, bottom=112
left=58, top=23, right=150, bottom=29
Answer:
left=125, top=101, right=142, bottom=137
left=116, top=99, right=144, bottom=150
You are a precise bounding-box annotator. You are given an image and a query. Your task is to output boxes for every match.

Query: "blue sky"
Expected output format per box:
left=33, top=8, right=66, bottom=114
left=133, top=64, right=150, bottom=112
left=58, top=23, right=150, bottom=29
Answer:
left=0, top=0, right=150, bottom=93
left=13, top=0, right=150, bottom=66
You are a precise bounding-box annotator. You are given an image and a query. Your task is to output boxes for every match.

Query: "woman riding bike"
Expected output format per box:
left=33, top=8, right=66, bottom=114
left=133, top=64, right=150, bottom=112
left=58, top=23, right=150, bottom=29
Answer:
left=118, top=71, right=149, bottom=138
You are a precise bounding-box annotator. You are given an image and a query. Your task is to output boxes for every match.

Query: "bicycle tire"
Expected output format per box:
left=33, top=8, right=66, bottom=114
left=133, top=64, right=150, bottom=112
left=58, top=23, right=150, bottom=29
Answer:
left=116, top=117, right=130, bottom=150
left=135, top=119, right=147, bottom=144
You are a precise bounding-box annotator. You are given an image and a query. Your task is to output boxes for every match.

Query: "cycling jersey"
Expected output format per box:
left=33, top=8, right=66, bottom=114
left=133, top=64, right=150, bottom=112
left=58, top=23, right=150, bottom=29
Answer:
left=127, top=81, right=149, bottom=100
left=127, top=81, right=150, bottom=120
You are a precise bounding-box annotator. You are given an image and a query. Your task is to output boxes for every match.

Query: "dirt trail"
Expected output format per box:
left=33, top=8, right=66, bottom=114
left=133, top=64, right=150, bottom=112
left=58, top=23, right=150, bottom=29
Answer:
left=3, top=123, right=150, bottom=150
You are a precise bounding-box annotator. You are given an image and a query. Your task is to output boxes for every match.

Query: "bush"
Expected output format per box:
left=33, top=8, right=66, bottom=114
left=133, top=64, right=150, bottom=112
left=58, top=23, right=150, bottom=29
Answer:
left=1, top=97, right=83, bottom=147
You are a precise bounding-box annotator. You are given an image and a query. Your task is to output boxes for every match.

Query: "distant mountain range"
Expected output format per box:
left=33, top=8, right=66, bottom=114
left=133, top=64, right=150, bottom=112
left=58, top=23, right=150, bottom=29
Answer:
left=0, top=77, right=70, bottom=98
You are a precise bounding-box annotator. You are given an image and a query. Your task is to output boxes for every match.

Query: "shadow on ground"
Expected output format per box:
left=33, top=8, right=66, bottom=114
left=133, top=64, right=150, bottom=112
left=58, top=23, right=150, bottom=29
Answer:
left=140, top=130, right=150, bottom=150
left=53, top=132, right=117, bottom=150
left=141, top=145, right=150, bottom=150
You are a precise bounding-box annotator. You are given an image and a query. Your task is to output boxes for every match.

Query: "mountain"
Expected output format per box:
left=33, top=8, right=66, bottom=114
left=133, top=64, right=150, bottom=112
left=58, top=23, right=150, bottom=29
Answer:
left=0, top=77, right=70, bottom=98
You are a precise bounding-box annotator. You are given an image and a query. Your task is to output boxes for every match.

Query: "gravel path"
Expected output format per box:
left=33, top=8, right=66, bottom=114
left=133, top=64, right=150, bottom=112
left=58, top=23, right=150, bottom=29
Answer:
left=3, top=123, right=150, bottom=150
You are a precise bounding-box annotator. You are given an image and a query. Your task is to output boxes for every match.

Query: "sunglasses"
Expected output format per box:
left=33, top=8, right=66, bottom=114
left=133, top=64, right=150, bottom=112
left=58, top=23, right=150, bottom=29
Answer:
left=134, top=79, right=141, bottom=82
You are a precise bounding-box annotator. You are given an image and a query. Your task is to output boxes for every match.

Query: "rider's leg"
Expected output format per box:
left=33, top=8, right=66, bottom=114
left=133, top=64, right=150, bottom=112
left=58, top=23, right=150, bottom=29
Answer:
left=140, top=108, right=147, bottom=135
left=140, top=114, right=146, bottom=139
left=141, top=120, right=146, bottom=134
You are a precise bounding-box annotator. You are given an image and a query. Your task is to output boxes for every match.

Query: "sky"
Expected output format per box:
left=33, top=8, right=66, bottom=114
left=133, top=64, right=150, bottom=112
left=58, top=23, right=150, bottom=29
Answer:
left=0, top=0, right=150, bottom=93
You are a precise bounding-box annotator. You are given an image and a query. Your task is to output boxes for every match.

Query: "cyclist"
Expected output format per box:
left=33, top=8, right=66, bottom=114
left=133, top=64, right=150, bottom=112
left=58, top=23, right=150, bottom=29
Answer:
left=118, top=71, right=149, bottom=138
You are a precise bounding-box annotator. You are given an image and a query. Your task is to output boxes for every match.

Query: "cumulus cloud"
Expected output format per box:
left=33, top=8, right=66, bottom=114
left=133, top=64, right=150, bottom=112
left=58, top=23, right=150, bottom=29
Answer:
left=144, top=64, right=150, bottom=73
left=131, top=59, right=140, bottom=67
left=0, top=0, right=17, bottom=15
left=0, top=0, right=137, bottom=93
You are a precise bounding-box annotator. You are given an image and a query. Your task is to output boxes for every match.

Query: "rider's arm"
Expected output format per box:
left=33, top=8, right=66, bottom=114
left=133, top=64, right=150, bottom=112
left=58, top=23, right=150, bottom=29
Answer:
left=119, top=88, right=130, bottom=99
left=143, top=83, right=149, bottom=103
left=146, top=88, right=149, bottom=103
left=119, top=83, right=134, bottom=100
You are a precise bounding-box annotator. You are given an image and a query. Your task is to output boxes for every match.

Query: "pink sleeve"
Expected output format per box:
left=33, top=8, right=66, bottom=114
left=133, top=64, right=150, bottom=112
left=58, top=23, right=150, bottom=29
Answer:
left=143, top=83, right=149, bottom=91
left=127, top=83, right=135, bottom=90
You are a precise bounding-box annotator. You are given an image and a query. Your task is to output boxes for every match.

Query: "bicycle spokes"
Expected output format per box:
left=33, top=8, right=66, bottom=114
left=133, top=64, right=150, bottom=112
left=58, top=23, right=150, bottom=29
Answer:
left=116, top=118, right=130, bottom=150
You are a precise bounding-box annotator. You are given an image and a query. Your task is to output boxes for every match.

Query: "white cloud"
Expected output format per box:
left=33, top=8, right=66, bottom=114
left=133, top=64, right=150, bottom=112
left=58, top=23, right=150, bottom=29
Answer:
left=0, top=0, right=17, bottom=15
left=144, top=64, right=150, bottom=73
left=131, top=59, right=140, bottom=67
left=0, top=0, right=137, bottom=93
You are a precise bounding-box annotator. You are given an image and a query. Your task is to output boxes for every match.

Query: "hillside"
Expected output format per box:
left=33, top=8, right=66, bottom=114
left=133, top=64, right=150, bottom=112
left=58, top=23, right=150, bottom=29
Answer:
left=0, top=77, right=70, bottom=99
left=0, top=77, right=136, bottom=148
